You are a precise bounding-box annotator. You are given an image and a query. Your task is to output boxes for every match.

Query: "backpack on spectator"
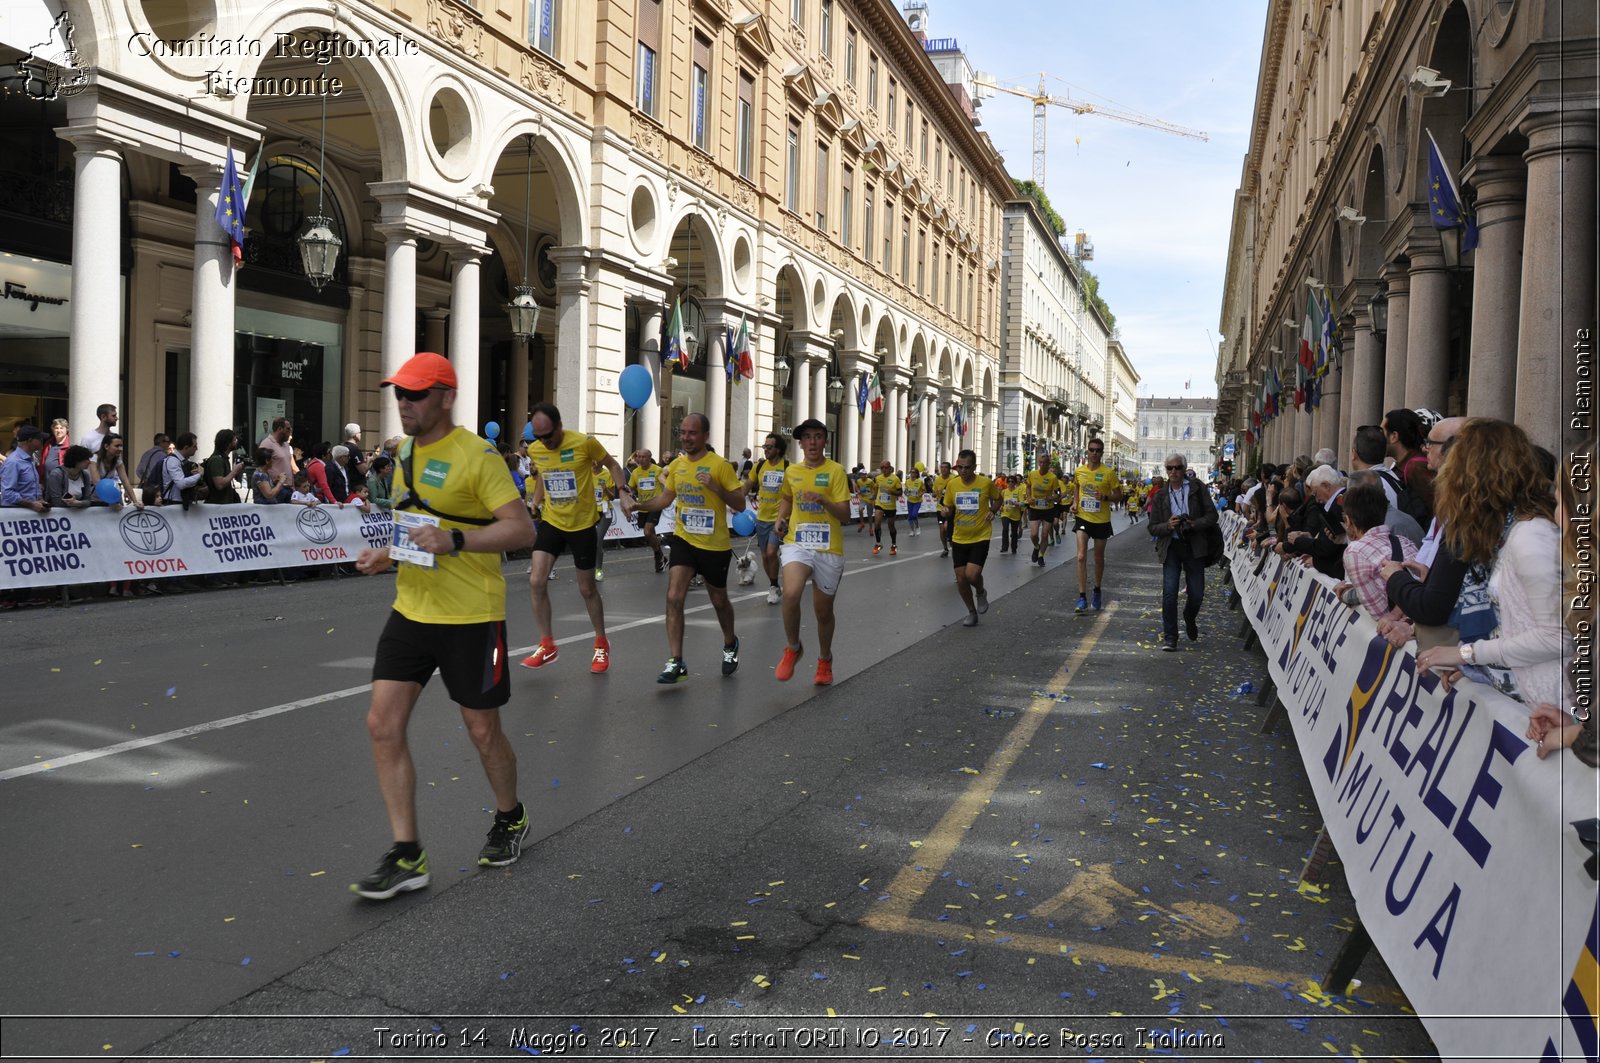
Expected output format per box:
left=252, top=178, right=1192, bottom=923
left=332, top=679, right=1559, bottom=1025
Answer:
left=1375, top=465, right=1431, bottom=528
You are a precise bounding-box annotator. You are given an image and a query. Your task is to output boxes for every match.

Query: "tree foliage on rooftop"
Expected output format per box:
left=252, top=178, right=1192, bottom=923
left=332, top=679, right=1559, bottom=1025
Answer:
left=1011, top=178, right=1117, bottom=331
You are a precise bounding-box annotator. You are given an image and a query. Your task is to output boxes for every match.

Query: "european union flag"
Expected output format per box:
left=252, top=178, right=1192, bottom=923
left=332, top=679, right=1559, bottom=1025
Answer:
left=214, top=148, right=245, bottom=267
left=1425, top=129, right=1478, bottom=253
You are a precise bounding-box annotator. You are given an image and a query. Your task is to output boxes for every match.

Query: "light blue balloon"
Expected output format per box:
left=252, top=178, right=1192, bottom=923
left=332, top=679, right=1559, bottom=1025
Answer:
left=730, top=509, right=757, bottom=537
left=522, top=421, right=535, bottom=443
left=619, top=363, right=654, bottom=410
left=484, top=421, right=501, bottom=440
left=95, top=477, right=123, bottom=504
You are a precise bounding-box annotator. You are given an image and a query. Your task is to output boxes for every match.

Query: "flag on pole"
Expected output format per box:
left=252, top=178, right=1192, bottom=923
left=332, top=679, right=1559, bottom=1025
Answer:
left=954, top=404, right=966, bottom=437
left=1299, top=291, right=1322, bottom=372
left=724, top=323, right=736, bottom=381
left=663, top=297, right=687, bottom=370
left=239, top=146, right=261, bottom=214
left=215, top=147, right=246, bottom=268
left=1425, top=128, right=1478, bottom=253
left=867, top=371, right=884, bottom=413
left=1317, top=288, right=1337, bottom=378
left=856, top=374, right=869, bottom=414
left=732, top=314, right=753, bottom=379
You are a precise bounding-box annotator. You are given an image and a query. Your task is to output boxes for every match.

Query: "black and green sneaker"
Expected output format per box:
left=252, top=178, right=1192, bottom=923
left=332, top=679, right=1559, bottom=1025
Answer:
left=478, top=809, right=530, bottom=867
left=350, top=846, right=430, bottom=900
left=656, top=657, right=688, bottom=684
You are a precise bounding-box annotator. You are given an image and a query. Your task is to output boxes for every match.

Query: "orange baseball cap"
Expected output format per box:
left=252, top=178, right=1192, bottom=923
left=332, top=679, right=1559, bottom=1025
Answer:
left=381, top=352, right=457, bottom=391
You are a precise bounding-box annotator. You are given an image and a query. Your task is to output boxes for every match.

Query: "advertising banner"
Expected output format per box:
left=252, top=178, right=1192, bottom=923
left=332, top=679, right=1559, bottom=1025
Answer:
left=1220, top=511, right=1597, bottom=1062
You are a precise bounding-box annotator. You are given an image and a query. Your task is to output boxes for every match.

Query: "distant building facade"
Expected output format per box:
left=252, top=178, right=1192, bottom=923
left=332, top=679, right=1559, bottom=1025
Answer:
left=1138, top=396, right=1217, bottom=480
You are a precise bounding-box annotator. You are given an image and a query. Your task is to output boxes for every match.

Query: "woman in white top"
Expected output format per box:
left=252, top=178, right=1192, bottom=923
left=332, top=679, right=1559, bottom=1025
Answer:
left=1416, top=419, right=1565, bottom=708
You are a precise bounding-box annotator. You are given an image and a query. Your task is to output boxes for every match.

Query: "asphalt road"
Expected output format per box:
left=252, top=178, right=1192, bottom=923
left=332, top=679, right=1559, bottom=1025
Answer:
left=0, top=512, right=1437, bottom=1061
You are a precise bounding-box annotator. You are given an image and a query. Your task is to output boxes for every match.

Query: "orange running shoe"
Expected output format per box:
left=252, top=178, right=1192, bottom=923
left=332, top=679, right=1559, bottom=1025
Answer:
left=521, top=642, right=558, bottom=669
left=890, top=544, right=897, bottom=556
left=775, top=643, right=803, bottom=681
left=872, top=544, right=881, bottom=556
left=591, top=640, right=610, bottom=674
left=813, top=658, right=833, bottom=686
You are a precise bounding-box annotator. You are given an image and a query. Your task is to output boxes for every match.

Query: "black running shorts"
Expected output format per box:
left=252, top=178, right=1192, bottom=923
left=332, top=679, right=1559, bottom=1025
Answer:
left=668, top=539, right=733, bottom=588
left=534, top=519, right=600, bottom=570
left=951, top=540, right=991, bottom=569
left=373, top=611, right=509, bottom=710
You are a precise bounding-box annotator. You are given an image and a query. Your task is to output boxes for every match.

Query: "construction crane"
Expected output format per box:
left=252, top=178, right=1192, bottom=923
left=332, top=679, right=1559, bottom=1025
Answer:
left=973, top=73, right=1209, bottom=188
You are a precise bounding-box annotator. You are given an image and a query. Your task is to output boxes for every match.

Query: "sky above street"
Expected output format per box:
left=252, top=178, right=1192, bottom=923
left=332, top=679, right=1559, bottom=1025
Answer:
left=930, top=0, right=1267, bottom=399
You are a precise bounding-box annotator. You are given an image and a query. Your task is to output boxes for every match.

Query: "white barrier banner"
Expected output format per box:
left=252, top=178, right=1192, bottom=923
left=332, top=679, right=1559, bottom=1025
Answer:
left=0, top=505, right=392, bottom=589
left=1220, top=511, right=1598, bottom=1062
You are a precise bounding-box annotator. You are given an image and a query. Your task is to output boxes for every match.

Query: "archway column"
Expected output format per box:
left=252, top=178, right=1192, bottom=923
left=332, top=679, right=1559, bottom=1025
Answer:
left=633, top=295, right=665, bottom=457
left=838, top=352, right=867, bottom=471
left=1380, top=262, right=1410, bottom=415
left=1462, top=156, right=1526, bottom=421
left=179, top=160, right=236, bottom=442
left=1403, top=234, right=1450, bottom=412
left=1516, top=109, right=1597, bottom=454
left=550, top=249, right=594, bottom=437
left=62, top=132, right=124, bottom=440
left=1346, top=309, right=1383, bottom=445
left=447, top=246, right=486, bottom=432
left=376, top=224, right=418, bottom=445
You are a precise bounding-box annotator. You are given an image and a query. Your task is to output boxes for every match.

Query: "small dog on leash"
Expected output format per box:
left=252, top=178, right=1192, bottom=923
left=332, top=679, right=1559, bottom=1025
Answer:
left=735, top=547, right=757, bottom=585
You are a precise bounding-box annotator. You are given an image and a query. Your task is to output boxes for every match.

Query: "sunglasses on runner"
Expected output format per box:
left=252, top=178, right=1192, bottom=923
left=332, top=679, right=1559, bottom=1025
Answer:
left=392, top=385, right=444, bottom=402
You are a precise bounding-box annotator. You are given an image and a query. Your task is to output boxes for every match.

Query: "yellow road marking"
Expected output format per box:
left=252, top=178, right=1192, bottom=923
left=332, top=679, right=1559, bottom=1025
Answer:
left=862, top=601, right=1410, bottom=1003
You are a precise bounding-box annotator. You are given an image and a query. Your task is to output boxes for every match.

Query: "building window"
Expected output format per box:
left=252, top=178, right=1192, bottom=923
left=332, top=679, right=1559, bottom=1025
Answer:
left=868, top=53, right=878, bottom=108
left=786, top=118, right=801, bottom=213
left=527, top=0, right=558, bottom=55
left=790, top=0, right=804, bottom=26
left=900, top=216, right=910, bottom=285
left=635, top=0, right=661, bottom=118
left=934, top=138, right=942, bottom=183
left=882, top=197, right=893, bottom=273
left=691, top=32, right=711, bottom=151
left=814, top=141, right=829, bottom=230
left=920, top=120, right=929, bottom=167
left=887, top=79, right=897, bottom=134
left=841, top=164, right=853, bottom=247
left=916, top=229, right=926, bottom=293
left=930, top=239, right=939, bottom=301
left=863, top=183, right=875, bottom=258
left=904, top=100, right=913, bottom=145
left=845, top=25, right=857, bottom=84
left=737, top=71, right=755, bottom=179
left=819, top=0, right=833, bottom=57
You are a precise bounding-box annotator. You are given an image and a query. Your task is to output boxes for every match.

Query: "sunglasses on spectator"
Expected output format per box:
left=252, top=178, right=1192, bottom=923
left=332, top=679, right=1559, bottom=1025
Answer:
left=1166, top=464, right=1185, bottom=471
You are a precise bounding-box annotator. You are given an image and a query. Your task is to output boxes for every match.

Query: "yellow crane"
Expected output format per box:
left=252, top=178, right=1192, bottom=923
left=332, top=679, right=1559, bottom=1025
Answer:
left=973, top=73, right=1209, bottom=188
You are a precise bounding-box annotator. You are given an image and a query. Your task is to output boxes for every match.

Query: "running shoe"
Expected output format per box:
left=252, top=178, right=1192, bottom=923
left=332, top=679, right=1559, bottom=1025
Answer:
left=873, top=544, right=882, bottom=556
left=775, top=644, right=803, bottom=681
left=478, top=809, right=530, bottom=867
left=962, top=611, right=979, bottom=627
left=1075, top=595, right=1088, bottom=613
left=722, top=637, right=740, bottom=676
left=591, top=642, right=610, bottom=673
left=766, top=585, right=781, bottom=605
left=657, top=657, right=688, bottom=684
left=1031, top=548, right=1040, bottom=564
left=940, top=548, right=949, bottom=558
left=594, top=567, right=604, bottom=582
left=814, top=658, right=834, bottom=686
left=654, top=556, right=665, bottom=573
left=521, top=643, right=558, bottom=668
left=351, top=846, right=430, bottom=900
left=976, top=588, right=989, bottom=614
left=890, top=545, right=897, bottom=556
left=1092, top=589, right=1103, bottom=611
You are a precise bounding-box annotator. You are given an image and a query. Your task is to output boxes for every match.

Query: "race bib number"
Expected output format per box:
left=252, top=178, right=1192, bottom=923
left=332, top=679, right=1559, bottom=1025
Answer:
left=878, top=490, right=893, bottom=506
left=1080, top=497, right=1101, bottom=514
left=638, top=476, right=656, bottom=492
left=762, top=470, right=784, bottom=491
left=544, top=469, right=577, bottom=500
left=956, top=491, right=980, bottom=514
left=795, top=522, right=832, bottom=548
left=681, top=507, right=715, bottom=536
left=391, top=510, right=439, bottom=568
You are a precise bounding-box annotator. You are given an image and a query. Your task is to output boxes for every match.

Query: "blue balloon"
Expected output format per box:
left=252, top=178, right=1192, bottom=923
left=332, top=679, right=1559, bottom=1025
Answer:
left=95, top=477, right=123, bottom=505
left=730, top=509, right=757, bottom=537
left=619, top=363, right=654, bottom=410
left=484, top=421, right=501, bottom=441
left=522, top=421, right=535, bottom=443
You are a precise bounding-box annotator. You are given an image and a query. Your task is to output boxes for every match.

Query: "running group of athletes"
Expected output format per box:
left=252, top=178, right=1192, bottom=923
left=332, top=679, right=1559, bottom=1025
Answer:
left=345, top=352, right=1129, bottom=900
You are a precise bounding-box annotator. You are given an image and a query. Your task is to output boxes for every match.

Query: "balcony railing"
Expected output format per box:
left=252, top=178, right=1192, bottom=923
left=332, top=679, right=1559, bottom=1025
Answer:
left=1072, top=400, right=1090, bottom=422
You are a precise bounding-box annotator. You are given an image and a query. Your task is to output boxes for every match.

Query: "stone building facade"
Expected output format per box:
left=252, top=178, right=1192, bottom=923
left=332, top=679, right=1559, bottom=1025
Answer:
left=1214, top=0, right=1595, bottom=463
left=1, top=0, right=1014, bottom=471
left=1138, top=396, right=1217, bottom=481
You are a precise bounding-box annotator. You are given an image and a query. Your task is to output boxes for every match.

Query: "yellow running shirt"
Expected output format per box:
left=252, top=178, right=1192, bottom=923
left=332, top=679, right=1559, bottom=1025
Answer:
left=594, top=467, right=614, bottom=507
left=942, top=475, right=1001, bottom=544
left=747, top=457, right=789, bottom=522
left=1001, top=484, right=1025, bottom=521
left=392, top=427, right=522, bottom=624
left=930, top=475, right=950, bottom=505
left=874, top=474, right=901, bottom=511
left=663, top=452, right=743, bottom=551
left=1072, top=464, right=1121, bottom=524
left=1025, top=469, right=1062, bottom=512
left=904, top=475, right=925, bottom=503
left=528, top=430, right=609, bottom=532
left=781, top=459, right=849, bottom=555
left=629, top=463, right=663, bottom=504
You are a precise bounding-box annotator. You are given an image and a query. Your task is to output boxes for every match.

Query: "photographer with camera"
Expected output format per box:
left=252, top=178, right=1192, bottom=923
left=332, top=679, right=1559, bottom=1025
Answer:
left=1148, top=452, right=1218, bottom=652
left=203, top=430, right=246, bottom=505
left=161, top=433, right=206, bottom=508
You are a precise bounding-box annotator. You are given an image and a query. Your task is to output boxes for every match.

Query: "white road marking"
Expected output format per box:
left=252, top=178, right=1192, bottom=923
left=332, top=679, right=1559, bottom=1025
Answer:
left=0, top=548, right=951, bottom=782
